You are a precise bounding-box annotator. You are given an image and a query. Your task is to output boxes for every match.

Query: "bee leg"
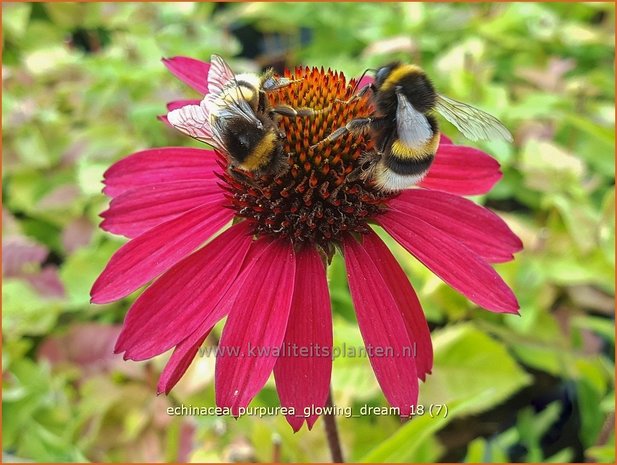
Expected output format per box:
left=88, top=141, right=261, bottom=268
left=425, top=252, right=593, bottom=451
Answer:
left=335, top=83, right=377, bottom=105
left=269, top=104, right=333, bottom=119
left=359, top=150, right=382, bottom=168
left=228, top=165, right=260, bottom=187
left=310, top=115, right=385, bottom=150
left=346, top=150, right=382, bottom=182
left=311, top=126, right=352, bottom=149
left=262, top=77, right=304, bottom=92
left=269, top=152, right=291, bottom=179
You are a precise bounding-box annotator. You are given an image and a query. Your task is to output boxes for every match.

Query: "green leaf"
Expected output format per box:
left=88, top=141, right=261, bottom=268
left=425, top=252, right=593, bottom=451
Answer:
left=2, top=358, right=55, bottom=449
left=59, top=240, right=122, bottom=307
left=360, top=396, right=479, bottom=462
left=599, top=189, right=615, bottom=265
left=552, top=194, right=601, bottom=253
left=465, top=437, right=510, bottom=462
left=516, top=403, right=562, bottom=461
left=572, top=315, right=615, bottom=343
left=519, top=140, right=585, bottom=193
left=43, top=3, right=89, bottom=28
left=2, top=280, right=62, bottom=338
left=331, top=318, right=381, bottom=402
left=546, top=448, right=573, bottom=463
left=587, top=442, right=615, bottom=463
left=577, top=378, right=607, bottom=448
left=76, top=159, right=108, bottom=196
left=419, top=323, right=532, bottom=416
left=2, top=3, right=32, bottom=41
left=361, top=324, right=531, bottom=462
left=512, top=344, right=564, bottom=376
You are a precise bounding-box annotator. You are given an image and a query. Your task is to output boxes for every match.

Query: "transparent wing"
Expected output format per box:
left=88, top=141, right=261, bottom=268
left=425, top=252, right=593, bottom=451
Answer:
left=167, top=104, right=217, bottom=147
left=216, top=98, right=261, bottom=126
left=435, top=93, right=513, bottom=142
left=208, top=54, right=235, bottom=96
left=396, top=91, right=432, bottom=147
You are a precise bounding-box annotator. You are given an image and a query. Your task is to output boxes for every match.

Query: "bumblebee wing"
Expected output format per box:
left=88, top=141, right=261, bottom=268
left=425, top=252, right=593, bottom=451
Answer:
left=216, top=98, right=261, bottom=126
left=167, top=104, right=216, bottom=146
left=208, top=54, right=236, bottom=96
left=435, top=94, right=513, bottom=142
left=396, top=91, right=433, bottom=147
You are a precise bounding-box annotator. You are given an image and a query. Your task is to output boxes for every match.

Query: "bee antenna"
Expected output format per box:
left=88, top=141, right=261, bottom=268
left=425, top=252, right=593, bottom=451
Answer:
left=351, top=68, right=376, bottom=94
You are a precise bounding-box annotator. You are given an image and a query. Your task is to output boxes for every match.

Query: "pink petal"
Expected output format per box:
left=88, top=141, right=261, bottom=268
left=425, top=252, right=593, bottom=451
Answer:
left=158, top=100, right=203, bottom=126
left=343, top=236, right=419, bottom=417
left=90, top=200, right=233, bottom=304
left=156, top=236, right=267, bottom=395
left=419, top=144, right=502, bottom=195
left=273, top=247, right=332, bottom=432
left=440, top=134, right=453, bottom=145
left=101, top=180, right=223, bottom=238
left=162, top=56, right=210, bottom=94
left=390, top=190, right=522, bottom=263
left=356, top=74, right=374, bottom=89
left=362, top=230, right=433, bottom=380
left=167, top=99, right=202, bottom=111
left=157, top=275, right=243, bottom=394
left=215, top=240, right=296, bottom=416
left=157, top=284, right=243, bottom=394
left=157, top=277, right=246, bottom=395
left=379, top=211, right=519, bottom=313
left=157, top=330, right=210, bottom=395
left=103, top=147, right=219, bottom=198
left=115, top=222, right=253, bottom=360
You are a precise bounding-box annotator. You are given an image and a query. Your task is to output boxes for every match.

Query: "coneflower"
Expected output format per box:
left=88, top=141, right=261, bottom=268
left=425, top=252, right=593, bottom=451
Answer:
left=91, top=55, right=521, bottom=432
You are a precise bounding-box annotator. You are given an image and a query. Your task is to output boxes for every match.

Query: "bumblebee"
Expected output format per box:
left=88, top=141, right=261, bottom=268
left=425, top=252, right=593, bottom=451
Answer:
left=168, top=55, right=320, bottom=176
left=313, top=62, right=512, bottom=191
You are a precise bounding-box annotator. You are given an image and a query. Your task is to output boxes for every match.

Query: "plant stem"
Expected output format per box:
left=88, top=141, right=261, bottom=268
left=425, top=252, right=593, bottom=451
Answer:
left=272, top=433, right=282, bottom=463
left=324, top=388, right=344, bottom=463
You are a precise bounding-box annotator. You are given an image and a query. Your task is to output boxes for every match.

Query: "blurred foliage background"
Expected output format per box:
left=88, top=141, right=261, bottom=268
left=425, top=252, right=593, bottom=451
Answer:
left=2, top=2, right=615, bottom=463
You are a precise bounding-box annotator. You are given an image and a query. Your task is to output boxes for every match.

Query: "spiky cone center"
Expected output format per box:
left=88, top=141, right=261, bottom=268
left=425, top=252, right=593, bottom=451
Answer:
left=222, top=67, right=395, bottom=257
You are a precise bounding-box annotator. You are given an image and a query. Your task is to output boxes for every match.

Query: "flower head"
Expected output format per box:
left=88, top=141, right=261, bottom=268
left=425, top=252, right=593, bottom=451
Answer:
left=224, top=66, right=392, bottom=259
left=92, top=55, right=521, bottom=431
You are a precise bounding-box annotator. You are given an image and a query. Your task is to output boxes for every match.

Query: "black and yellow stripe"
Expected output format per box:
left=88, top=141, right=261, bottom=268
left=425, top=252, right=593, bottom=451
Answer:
left=241, top=131, right=278, bottom=171
left=379, top=64, right=425, bottom=92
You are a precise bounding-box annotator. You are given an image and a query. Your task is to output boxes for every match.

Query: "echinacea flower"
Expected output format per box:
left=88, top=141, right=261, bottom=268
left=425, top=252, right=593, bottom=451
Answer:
left=91, top=55, right=522, bottom=431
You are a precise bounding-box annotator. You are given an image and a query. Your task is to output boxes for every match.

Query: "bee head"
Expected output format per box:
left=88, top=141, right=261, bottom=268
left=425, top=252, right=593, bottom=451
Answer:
left=374, top=62, right=401, bottom=88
